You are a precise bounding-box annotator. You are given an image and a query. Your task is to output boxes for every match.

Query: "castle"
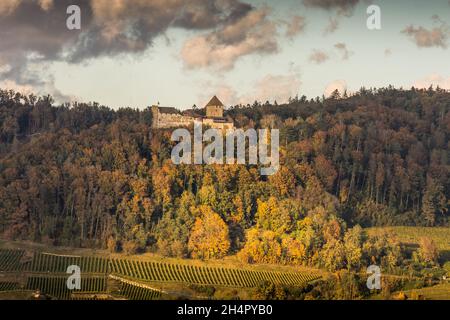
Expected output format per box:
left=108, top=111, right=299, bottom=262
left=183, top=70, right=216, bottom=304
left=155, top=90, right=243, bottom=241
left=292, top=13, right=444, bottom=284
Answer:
left=151, top=96, right=234, bottom=130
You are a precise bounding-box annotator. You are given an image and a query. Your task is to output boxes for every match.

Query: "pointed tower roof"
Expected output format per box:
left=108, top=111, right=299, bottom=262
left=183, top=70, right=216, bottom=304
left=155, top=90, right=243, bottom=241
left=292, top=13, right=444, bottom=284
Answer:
left=205, top=95, right=224, bottom=107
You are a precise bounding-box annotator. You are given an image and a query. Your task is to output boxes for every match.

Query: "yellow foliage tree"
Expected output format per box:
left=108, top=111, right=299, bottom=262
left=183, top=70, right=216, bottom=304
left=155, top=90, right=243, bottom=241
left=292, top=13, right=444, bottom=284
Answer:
left=188, top=205, right=230, bottom=260
left=238, top=228, right=282, bottom=264
left=256, top=197, right=292, bottom=235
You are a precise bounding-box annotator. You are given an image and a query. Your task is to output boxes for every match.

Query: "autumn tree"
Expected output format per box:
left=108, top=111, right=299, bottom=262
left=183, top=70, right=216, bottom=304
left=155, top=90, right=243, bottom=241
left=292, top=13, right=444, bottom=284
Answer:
left=188, top=206, right=230, bottom=260
left=417, top=237, right=439, bottom=265
left=422, top=177, right=447, bottom=226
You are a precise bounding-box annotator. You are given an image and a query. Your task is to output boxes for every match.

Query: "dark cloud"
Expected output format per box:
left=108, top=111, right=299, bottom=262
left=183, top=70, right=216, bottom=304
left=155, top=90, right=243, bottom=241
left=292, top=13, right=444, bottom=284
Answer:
left=0, top=0, right=261, bottom=99
left=305, top=0, right=360, bottom=34
left=303, top=0, right=360, bottom=15
left=0, top=0, right=256, bottom=63
left=69, top=0, right=257, bottom=63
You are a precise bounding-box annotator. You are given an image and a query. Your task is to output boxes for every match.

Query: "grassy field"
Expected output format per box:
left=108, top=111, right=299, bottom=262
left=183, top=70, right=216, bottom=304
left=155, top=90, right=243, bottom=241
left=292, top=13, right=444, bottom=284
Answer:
left=0, top=290, right=35, bottom=300
left=403, top=283, right=450, bottom=300
left=367, top=226, right=450, bottom=262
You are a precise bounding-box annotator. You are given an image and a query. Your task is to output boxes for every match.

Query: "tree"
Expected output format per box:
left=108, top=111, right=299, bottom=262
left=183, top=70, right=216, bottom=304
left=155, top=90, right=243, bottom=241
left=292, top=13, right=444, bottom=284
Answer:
left=155, top=191, right=196, bottom=257
left=268, top=166, right=296, bottom=198
left=188, top=206, right=230, bottom=259
left=343, top=226, right=365, bottom=270
left=255, top=197, right=292, bottom=235
left=314, top=155, right=337, bottom=191
left=320, top=239, right=346, bottom=272
left=238, top=228, right=282, bottom=264
left=422, top=177, right=447, bottom=226
left=418, top=237, right=439, bottom=265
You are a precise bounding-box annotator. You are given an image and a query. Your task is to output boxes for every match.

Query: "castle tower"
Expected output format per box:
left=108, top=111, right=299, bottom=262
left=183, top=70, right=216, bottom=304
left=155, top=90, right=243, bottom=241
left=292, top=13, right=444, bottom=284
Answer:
left=205, top=95, right=224, bottom=118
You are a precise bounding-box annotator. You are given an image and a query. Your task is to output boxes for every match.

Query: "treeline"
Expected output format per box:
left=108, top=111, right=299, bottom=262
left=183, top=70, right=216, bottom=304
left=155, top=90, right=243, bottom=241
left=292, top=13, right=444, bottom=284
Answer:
left=0, top=87, right=448, bottom=272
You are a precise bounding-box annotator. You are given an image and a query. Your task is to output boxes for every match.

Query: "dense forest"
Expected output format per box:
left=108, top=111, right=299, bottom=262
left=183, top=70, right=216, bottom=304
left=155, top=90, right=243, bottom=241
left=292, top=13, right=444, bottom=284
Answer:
left=0, top=87, right=448, bottom=273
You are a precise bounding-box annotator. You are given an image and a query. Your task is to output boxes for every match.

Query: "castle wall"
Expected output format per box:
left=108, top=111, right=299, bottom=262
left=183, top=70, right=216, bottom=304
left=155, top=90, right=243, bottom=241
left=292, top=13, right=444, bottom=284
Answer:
left=154, top=113, right=194, bottom=129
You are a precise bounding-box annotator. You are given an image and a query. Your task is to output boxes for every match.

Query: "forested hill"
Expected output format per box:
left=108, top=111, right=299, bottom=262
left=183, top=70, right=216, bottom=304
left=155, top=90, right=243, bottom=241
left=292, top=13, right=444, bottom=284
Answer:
left=0, top=87, right=448, bottom=270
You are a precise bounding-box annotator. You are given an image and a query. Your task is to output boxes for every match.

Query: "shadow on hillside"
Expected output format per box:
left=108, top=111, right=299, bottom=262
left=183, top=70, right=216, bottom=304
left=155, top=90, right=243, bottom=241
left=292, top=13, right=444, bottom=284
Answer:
left=402, top=243, right=450, bottom=263
left=439, top=250, right=450, bottom=264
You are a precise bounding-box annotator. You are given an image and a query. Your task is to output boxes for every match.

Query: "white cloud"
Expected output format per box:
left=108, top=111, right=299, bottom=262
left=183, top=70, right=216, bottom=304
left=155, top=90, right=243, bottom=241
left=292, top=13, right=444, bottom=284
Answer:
left=402, top=17, right=450, bottom=49
left=0, top=0, right=53, bottom=15
left=200, top=73, right=301, bottom=106
left=0, top=79, right=35, bottom=94
left=324, top=80, right=347, bottom=97
left=181, top=7, right=279, bottom=71
left=413, top=74, right=450, bottom=90
left=0, top=0, right=21, bottom=15
left=250, top=74, right=302, bottom=103
left=38, top=0, right=53, bottom=11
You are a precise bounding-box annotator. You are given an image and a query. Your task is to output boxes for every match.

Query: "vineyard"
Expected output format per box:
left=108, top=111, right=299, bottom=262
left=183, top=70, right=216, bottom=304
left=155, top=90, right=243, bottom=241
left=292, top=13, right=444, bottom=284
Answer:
left=26, top=276, right=107, bottom=300
left=0, top=248, right=321, bottom=299
left=115, top=278, right=162, bottom=300
left=29, top=252, right=109, bottom=274
left=110, top=258, right=320, bottom=287
left=0, top=282, right=19, bottom=291
left=0, top=249, right=24, bottom=271
left=119, top=282, right=161, bottom=300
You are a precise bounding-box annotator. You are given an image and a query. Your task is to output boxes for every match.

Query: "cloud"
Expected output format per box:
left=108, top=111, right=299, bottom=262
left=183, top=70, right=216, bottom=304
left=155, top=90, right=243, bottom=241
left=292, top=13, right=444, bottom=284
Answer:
left=0, top=0, right=53, bottom=16
left=303, top=0, right=360, bottom=16
left=250, top=74, right=302, bottom=103
left=0, top=80, right=34, bottom=95
left=181, top=6, right=278, bottom=70
left=309, top=49, right=330, bottom=64
left=305, top=0, right=360, bottom=33
left=0, top=57, right=11, bottom=74
left=402, top=17, right=449, bottom=48
left=201, top=73, right=301, bottom=105
left=324, top=80, right=347, bottom=97
left=285, top=16, right=307, bottom=39
left=334, top=42, right=353, bottom=60
left=324, top=17, right=339, bottom=34
left=70, top=0, right=256, bottom=62
left=199, top=83, right=240, bottom=107
left=38, top=0, right=53, bottom=11
left=413, top=74, right=450, bottom=90
left=0, top=0, right=265, bottom=100
left=0, top=0, right=21, bottom=15
left=402, top=26, right=448, bottom=48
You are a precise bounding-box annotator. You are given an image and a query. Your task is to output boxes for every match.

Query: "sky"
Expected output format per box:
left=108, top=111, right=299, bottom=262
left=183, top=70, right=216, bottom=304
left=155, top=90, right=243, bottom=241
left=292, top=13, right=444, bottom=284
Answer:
left=0, top=0, right=449, bottom=110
